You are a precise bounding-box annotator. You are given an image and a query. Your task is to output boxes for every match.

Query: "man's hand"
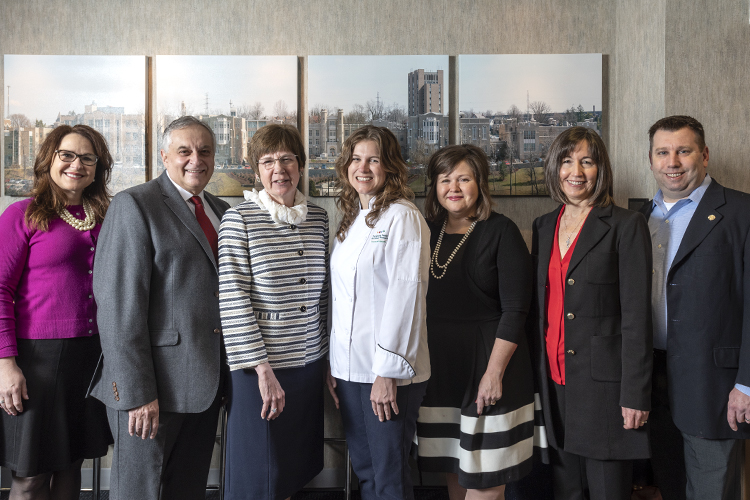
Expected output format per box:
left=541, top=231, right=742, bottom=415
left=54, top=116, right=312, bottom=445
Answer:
left=727, top=387, right=750, bottom=431
left=370, top=376, right=398, bottom=422
left=0, top=357, right=29, bottom=416
left=128, top=399, right=159, bottom=439
left=622, top=407, right=650, bottom=430
left=326, top=366, right=339, bottom=409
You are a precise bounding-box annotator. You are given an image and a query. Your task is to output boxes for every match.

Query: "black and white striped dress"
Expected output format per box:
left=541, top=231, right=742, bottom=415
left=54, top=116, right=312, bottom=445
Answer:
left=416, top=217, right=547, bottom=490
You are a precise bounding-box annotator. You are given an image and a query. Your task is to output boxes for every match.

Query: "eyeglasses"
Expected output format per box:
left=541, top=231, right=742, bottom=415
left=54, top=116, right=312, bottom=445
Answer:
left=258, top=155, right=298, bottom=170
left=55, top=150, right=98, bottom=166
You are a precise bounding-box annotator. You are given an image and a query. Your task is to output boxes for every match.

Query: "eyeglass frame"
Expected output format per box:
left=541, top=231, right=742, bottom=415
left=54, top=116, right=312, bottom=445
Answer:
left=257, top=154, right=299, bottom=170
left=54, top=149, right=99, bottom=166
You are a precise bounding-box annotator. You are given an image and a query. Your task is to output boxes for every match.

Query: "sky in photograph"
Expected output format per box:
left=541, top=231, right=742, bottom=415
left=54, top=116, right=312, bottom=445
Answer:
left=459, top=54, right=602, bottom=113
left=308, top=55, right=449, bottom=112
left=156, top=55, right=297, bottom=117
left=4, top=55, right=146, bottom=124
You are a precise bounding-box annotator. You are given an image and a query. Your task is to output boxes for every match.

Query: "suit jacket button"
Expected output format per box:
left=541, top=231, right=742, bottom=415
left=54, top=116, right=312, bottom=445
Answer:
left=112, top=382, right=117, bottom=387
left=115, top=396, right=120, bottom=401
left=214, top=328, right=221, bottom=334
left=214, top=291, right=219, bottom=298
left=567, top=349, right=576, bottom=355
left=566, top=312, right=575, bottom=320
left=567, top=278, right=575, bottom=285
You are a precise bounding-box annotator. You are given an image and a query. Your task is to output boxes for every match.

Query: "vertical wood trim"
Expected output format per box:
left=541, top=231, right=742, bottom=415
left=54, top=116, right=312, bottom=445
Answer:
left=449, top=55, right=458, bottom=145
left=145, top=56, right=153, bottom=182
left=299, top=55, right=309, bottom=197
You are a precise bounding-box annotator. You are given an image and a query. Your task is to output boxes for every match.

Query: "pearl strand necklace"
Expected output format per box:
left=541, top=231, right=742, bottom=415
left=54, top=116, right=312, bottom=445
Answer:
left=430, top=219, right=478, bottom=280
left=58, top=199, right=96, bottom=231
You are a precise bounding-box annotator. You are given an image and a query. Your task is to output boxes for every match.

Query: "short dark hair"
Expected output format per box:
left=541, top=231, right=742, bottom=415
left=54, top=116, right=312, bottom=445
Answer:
left=544, top=126, right=614, bottom=207
left=648, top=115, right=705, bottom=151
left=248, top=124, right=306, bottom=177
left=161, top=116, right=216, bottom=152
left=424, top=144, right=494, bottom=224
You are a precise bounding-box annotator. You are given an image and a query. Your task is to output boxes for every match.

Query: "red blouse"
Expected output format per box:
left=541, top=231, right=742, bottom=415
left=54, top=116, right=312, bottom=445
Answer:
left=544, top=206, right=587, bottom=385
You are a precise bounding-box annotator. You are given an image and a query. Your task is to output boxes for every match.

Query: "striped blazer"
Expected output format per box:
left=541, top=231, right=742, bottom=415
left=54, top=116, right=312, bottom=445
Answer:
left=218, top=199, right=329, bottom=371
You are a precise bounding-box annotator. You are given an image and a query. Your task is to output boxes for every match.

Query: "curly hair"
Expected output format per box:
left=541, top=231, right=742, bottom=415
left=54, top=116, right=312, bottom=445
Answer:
left=334, top=125, right=413, bottom=241
left=424, top=144, right=494, bottom=224
left=25, top=124, right=113, bottom=231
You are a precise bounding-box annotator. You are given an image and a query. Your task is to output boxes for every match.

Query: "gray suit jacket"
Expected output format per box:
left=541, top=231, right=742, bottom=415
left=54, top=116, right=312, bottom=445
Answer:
left=89, top=172, right=230, bottom=413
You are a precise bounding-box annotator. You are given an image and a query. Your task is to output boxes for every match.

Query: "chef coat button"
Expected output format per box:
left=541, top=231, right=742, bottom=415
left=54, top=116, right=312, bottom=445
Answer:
left=90, top=247, right=95, bottom=251
left=567, top=349, right=576, bottom=355
left=298, top=250, right=304, bottom=256
left=89, top=330, right=92, bottom=334
left=566, top=312, right=575, bottom=320
left=214, top=328, right=221, bottom=334
left=89, top=318, right=93, bottom=323
left=300, top=278, right=307, bottom=284
left=89, top=294, right=93, bottom=299
left=567, top=278, right=575, bottom=285
left=88, top=270, right=93, bottom=274
left=300, top=305, right=307, bottom=312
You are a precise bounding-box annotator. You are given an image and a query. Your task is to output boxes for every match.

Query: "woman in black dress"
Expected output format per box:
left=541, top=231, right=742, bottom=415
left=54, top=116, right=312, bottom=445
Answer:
left=416, top=144, right=537, bottom=499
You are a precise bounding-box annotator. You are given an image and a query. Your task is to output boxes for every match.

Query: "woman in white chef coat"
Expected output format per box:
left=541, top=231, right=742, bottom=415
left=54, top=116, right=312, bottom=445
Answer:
left=327, top=125, right=431, bottom=500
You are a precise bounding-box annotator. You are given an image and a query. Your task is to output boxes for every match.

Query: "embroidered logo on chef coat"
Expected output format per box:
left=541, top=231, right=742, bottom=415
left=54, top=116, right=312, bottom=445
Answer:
left=371, top=230, right=388, bottom=243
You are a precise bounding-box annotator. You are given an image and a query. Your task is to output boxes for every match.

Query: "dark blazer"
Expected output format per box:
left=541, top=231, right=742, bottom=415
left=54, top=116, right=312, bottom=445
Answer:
left=531, top=204, right=653, bottom=460
left=641, top=179, right=750, bottom=439
left=89, top=172, right=230, bottom=413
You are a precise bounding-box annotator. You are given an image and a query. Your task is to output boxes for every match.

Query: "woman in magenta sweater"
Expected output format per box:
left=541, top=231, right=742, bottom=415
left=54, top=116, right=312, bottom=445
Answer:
left=0, top=124, right=114, bottom=500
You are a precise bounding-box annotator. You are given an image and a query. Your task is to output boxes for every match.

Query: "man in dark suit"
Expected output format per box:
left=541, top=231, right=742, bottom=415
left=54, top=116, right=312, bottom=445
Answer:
left=89, top=116, right=230, bottom=499
left=643, top=115, right=750, bottom=500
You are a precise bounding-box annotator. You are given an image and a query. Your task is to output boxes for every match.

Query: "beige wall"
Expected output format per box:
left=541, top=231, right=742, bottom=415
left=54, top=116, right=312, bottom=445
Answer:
left=2, top=0, right=750, bottom=484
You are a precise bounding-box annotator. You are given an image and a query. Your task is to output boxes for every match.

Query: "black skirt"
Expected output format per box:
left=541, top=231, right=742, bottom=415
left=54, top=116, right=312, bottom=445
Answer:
left=225, top=357, right=326, bottom=500
left=0, top=336, right=113, bottom=477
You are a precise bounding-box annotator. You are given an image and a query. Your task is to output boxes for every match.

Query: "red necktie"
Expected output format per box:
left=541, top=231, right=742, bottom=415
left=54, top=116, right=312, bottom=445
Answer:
left=189, top=196, right=218, bottom=262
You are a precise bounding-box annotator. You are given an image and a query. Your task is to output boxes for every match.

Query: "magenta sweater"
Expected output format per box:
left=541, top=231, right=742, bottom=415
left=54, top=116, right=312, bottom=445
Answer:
left=0, top=198, right=101, bottom=358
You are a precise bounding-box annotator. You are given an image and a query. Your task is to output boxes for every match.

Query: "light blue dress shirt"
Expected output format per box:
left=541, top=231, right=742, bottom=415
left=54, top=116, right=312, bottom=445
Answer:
left=648, top=174, right=750, bottom=396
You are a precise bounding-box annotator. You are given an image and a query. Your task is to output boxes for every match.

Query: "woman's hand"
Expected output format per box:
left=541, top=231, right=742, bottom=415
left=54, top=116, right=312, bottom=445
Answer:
left=476, top=368, right=504, bottom=416
left=622, top=407, right=650, bottom=429
left=0, top=357, right=28, bottom=416
left=326, top=366, right=339, bottom=409
left=370, top=376, right=398, bottom=422
left=255, top=362, right=285, bottom=421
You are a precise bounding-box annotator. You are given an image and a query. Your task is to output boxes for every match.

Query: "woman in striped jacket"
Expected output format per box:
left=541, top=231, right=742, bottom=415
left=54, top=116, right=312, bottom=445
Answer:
left=218, top=124, right=329, bottom=500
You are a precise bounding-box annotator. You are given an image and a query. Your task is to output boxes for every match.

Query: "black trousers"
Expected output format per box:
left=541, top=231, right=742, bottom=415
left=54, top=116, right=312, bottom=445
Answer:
left=649, top=349, right=686, bottom=500
left=549, top=381, right=633, bottom=500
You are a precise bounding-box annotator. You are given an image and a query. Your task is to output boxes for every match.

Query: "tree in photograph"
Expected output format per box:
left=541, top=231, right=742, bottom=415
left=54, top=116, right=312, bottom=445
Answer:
left=384, top=103, right=407, bottom=124
left=273, top=100, right=289, bottom=118
left=529, top=101, right=552, bottom=125
left=576, top=104, right=586, bottom=122
left=9, top=113, right=32, bottom=128
left=410, top=138, right=431, bottom=166
left=35, top=119, right=45, bottom=127
left=366, top=99, right=384, bottom=121
left=564, top=106, right=578, bottom=125
left=484, top=109, right=494, bottom=119
left=309, top=104, right=329, bottom=123
left=507, top=104, right=522, bottom=123
left=345, top=104, right=368, bottom=124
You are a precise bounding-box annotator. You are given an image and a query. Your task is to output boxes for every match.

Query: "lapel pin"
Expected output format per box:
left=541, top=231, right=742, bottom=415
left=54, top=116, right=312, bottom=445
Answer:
left=708, top=215, right=716, bottom=221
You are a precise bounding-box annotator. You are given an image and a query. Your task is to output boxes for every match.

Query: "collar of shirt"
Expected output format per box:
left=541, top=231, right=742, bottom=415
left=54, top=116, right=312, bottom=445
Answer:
left=652, top=173, right=712, bottom=217
left=165, top=171, right=220, bottom=232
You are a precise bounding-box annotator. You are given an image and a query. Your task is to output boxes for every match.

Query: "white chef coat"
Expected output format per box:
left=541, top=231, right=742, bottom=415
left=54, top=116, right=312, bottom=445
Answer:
left=329, top=199, right=431, bottom=386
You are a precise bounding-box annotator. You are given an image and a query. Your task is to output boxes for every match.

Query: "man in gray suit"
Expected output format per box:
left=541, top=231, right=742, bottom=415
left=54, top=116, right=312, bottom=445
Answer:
left=90, top=116, right=230, bottom=499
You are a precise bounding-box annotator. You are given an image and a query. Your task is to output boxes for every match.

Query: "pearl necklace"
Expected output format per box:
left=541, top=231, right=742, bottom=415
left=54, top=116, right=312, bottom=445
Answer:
left=58, top=199, right=96, bottom=231
left=430, top=219, right=477, bottom=280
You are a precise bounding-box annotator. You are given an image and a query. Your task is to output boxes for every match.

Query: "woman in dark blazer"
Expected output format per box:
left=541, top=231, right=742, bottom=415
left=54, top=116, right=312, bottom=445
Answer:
left=416, top=144, right=537, bottom=499
left=530, top=127, right=653, bottom=500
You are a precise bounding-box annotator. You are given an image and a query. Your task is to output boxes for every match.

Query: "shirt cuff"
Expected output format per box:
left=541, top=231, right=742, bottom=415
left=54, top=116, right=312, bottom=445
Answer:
left=735, top=384, right=750, bottom=397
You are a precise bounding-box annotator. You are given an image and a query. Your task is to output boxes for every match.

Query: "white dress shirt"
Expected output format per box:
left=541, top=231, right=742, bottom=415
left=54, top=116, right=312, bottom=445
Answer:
left=166, top=171, right=220, bottom=232
left=329, top=199, right=431, bottom=385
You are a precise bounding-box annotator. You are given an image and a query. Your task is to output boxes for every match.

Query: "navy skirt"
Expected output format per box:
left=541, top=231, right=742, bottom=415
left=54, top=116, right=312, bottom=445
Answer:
left=0, top=336, right=112, bottom=477
left=225, top=357, right=326, bottom=500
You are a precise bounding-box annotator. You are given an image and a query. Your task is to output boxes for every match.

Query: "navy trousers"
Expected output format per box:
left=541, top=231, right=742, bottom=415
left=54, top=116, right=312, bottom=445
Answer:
left=336, top=379, right=427, bottom=500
